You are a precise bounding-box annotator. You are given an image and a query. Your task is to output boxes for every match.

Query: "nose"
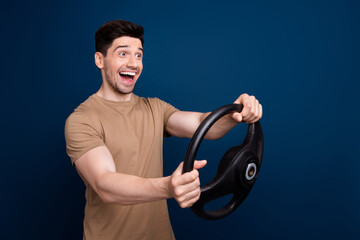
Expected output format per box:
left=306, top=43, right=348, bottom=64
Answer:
left=126, top=55, right=138, bottom=69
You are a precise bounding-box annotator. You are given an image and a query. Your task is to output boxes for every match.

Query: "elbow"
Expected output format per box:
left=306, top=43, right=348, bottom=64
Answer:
left=93, top=177, right=117, bottom=204
left=94, top=181, right=134, bottom=205
left=98, top=191, right=131, bottom=205
left=99, top=191, right=115, bottom=204
left=95, top=184, right=115, bottom=204
left=98, top=192, right=134, bottom=206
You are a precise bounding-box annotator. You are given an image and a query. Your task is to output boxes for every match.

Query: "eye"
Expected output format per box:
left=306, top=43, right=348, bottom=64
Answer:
left=119, top=52, right=126, bottom=56
left=135, top=53, right=142, bottom=58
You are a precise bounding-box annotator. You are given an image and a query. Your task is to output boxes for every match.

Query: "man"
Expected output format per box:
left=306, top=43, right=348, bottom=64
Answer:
left=65, top=20, right=262, bottom=240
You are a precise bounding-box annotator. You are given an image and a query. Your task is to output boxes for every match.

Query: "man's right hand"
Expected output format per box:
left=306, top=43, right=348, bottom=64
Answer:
left=169, top=160, right=207, bottom=208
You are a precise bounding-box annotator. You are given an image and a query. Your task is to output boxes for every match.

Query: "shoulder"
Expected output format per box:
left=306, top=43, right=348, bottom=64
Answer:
left=68, top=94, right=102, bottom=118
left=136, top=96, right=161, bottom=104
left=65, top=95, right=103, bottom=134
left=138, top=96, right=176, bottom=109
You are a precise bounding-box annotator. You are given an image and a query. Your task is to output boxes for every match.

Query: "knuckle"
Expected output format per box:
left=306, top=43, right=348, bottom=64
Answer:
left=194, top=194, right=200, bottom=202
left=171, top=179, right=177, bottom=187
left=192, top=175, right=197, bottom=181
left=186, top=173, right=194, bottom=182
left=179, top=202, right=188, bottom=208
left=188, top=172, right=196, bottom=181
left=195, top=188, right=201, bottom=196
left=174, top=189, right=182, bottom=197
left=195, top=179, right=200, bottom=187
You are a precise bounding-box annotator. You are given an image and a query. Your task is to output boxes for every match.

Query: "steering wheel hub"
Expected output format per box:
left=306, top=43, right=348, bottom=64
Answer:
left=246, top=163, right=257, bottom=181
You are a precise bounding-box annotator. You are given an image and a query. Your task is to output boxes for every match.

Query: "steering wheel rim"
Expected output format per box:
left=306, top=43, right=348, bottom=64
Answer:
left=182, top=104, right=264, bottom=220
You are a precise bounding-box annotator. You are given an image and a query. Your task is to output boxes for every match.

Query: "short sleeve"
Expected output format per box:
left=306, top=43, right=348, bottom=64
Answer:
left=153, top=98, right=179, bottom=137
left=64, top=112, right=105, bottom=165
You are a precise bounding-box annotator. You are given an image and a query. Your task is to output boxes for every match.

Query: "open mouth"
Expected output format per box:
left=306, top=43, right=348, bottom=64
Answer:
left=119, top=71, right=136, bottom=84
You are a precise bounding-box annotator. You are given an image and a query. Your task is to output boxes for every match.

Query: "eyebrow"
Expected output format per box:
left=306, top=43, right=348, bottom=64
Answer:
left=113, top=45, right=143, bottom=53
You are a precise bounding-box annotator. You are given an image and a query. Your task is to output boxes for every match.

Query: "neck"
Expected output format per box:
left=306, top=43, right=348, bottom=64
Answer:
left=96, top=84, right=132, bottom=102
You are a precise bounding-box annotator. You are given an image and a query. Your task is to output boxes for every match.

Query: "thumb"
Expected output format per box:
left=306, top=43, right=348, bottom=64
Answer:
left=194, top=160, right=207, bottom=170
left=232, top=112, right=243, bottom=122
left=173, top=162, right=184, bottom=176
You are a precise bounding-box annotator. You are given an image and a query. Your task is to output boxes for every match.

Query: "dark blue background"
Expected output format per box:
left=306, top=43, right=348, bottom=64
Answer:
left=1, top=0, right=359, bottom=239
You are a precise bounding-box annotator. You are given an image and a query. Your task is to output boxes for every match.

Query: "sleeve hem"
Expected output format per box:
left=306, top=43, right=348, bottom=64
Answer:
left=70, top=142, right=106, bottom=166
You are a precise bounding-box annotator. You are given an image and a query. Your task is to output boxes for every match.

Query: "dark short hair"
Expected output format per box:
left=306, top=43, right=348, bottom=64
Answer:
left=95, top=20, right=144, bottom=56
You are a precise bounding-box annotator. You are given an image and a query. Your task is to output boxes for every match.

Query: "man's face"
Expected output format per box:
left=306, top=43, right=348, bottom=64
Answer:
left=100, top=36, right=143, bottom=95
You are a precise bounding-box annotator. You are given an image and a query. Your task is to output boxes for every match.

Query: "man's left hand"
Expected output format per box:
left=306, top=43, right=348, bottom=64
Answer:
left=232, top=93, right=263, bottom=123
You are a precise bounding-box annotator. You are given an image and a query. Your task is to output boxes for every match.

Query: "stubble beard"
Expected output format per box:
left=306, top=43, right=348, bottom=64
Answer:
left=105, top=71, right=135, bottom=95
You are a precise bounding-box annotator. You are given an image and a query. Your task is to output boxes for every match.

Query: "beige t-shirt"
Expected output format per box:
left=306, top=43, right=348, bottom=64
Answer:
left=65, top=93, right=178, bottom=240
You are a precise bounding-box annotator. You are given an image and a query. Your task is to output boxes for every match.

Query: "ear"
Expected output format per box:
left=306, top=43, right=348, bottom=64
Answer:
left=94, top=52, right=104, bottom=69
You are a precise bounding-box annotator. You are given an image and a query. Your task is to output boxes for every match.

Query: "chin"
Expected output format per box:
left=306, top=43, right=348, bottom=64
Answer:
left=116, top=87, right=134, bottom=95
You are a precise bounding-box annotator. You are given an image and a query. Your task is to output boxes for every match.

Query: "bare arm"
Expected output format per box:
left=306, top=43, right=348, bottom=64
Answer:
left=166, top=93, right=263, bottom=140
left=73, top=94, right=261, bottom=206
left=166, top=111, right=238, bottom=140
left=75, top=145, right=206, bottom=207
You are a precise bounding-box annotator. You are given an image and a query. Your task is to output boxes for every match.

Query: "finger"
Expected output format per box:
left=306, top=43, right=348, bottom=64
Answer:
left=243, top=96, right=258, bottom=122
left=233, top=98, right=241, bottom=104
left=193, top=160, right=207, bottom=170
left=247, top=99, right=260, bottom=123
left=259, top=104, right=263, bottom=120
left=255, top=99, right=259, bottom=117
left=175, top=170, right=199, bottom=186
left=173, top=162, right=184, bottom=176
left=234, top=93, right=249, bottom=122
left=241, top=102, right=251, bottom=121
left=252, top=101, right=261, bottom=123
left=178, top=187, right=201, bottom=205
left=252, top=101, right=263, bottom=123
left=250, top=95, right=256, bottom=115
left=183, top=171, right=200, bottom=191
left=175, top=178, right=200, bottom=200
left=248, top=115, right=257, bottom=123
left=181, top=191, right=201, bottom=208
left=233, top=94, right=245, bottom=104
left=236, top=93, right=249, bottom=104
left=249, top=96, right=257, bottom=120
left=173, top=176, right=200, bottom=200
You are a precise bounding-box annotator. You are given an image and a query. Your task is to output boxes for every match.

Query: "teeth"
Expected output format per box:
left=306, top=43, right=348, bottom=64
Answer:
left=120, top=71, right=136, bottom=76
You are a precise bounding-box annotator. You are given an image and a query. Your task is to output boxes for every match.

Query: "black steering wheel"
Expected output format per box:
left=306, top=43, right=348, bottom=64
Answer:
left=182, top=104, right=264, bottom=220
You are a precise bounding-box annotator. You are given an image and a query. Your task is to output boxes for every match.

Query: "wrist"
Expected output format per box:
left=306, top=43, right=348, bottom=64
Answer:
left=161, top=176, right=172, bottom=199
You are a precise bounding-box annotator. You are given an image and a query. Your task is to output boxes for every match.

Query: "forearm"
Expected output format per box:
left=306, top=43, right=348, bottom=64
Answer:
left=96, top=172, right=171, bottom=205
left=167, top=94, right=262, bottom=140
left=167, top=111, right=239, bottom=140
left=75, top=146, right=173, bottom=205
left=200, top=112, right=238, bottom=140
